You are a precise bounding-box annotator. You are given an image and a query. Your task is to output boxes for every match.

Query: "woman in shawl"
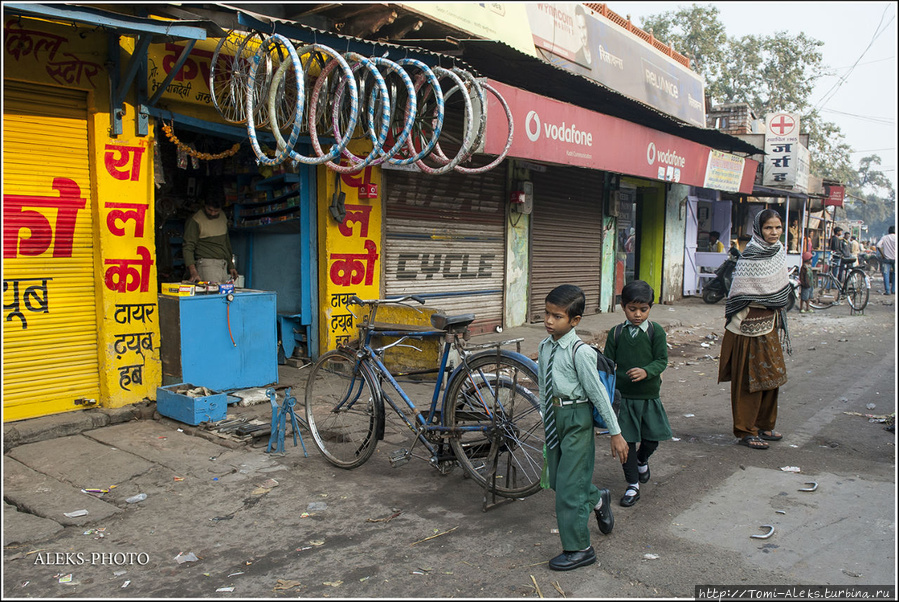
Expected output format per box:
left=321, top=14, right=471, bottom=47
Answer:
left=718, top=209, right=793, bottom=450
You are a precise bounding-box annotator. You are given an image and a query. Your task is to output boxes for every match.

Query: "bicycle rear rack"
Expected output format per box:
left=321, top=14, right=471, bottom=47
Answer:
left=464, top=337, right=524, bottom=354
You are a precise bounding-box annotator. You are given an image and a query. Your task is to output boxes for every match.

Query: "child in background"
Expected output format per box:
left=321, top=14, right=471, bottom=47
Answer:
left=603, top=280, right=671, bottom=507
left=540, top=284, right=629, bottom=571
left=799, top=251, right=815, bottom=314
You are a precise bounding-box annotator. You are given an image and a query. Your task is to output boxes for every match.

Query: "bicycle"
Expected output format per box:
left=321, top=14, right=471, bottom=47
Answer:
left=304, top=295, right=544, bottom=507
left=809, top=262, right=870, bottom=311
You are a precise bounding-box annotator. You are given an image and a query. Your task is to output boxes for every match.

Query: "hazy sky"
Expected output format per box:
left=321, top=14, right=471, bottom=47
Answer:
left=606, top=1, right=899, bottom=193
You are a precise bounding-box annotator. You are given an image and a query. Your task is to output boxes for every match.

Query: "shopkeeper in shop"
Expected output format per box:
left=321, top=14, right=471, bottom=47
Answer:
left=183, top=190, right=238, bottom=283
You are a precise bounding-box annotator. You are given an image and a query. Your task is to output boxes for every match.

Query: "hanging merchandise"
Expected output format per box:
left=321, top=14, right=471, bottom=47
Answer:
left=161, top=121, right=241, bottom=161
left=208, top=31, right=514, bottom=175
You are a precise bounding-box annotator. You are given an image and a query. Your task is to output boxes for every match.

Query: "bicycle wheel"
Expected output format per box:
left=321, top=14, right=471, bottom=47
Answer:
left=844, top=269, right=870, bottom=311
left=305, top=350, right=383, bottom=469
left=809, top=273, right=838, bottom=309
left=444, top=351, right=543, bottom=498
left=210, top=30, right=255, bottom=124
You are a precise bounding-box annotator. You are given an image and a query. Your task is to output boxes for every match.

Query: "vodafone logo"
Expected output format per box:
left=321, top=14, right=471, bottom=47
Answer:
left=523, top=110, right=593, bottom=146
left=646, top=141, right=685, bottom=168
left=526, top=111, right=541, bottom=142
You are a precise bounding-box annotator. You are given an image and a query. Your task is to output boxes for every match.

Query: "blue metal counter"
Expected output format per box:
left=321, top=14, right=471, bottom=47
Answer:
left=158, top=290, right=278, bottom=390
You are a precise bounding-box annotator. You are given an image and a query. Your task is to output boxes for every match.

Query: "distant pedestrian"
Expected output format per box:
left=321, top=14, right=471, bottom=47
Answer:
left=718, top=209, right=792, bottom=451
left=539, top=284, right=628, bottom=571
left=799, top=251, right=815, bottom=314
left=877, top=225, right=896, bottom=295
left=709, top=231, right=725, bottom=253
left=827, top=226, right=844, bottom=285
left=603, top=280, right=671, bottom=507
left=841, top=231, right=857, bottom=273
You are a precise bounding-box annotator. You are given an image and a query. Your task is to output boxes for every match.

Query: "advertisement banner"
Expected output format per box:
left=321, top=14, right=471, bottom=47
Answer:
left=483, top=80, right=757, bottom=194
left=824, top=185, right=845, bottom=208
left=400, top=3, right=537, bottom=58
left=704, top=150, right=746, bottom=193
left=524, top=3, right=706, bottom=127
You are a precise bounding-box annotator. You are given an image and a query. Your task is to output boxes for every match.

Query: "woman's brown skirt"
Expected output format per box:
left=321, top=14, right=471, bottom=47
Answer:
left=718, top=329, right=787, bottom=439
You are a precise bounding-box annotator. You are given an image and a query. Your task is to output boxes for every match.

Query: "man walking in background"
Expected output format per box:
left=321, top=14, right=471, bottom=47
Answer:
left=876, top=225, right=896, bottom=295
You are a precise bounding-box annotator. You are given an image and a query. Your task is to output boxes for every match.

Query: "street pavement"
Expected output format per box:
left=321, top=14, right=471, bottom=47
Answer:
left=3, top=294, right=896, bottom=598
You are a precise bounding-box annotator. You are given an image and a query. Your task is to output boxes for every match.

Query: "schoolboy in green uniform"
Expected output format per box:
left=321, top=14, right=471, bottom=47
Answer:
left=603, top=280, right=672, bottom=507
left=540, top=285, right=629, bottom=571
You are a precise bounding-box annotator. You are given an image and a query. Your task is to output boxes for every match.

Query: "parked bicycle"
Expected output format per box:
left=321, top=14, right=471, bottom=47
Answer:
left=809, top=262, right=870, bottom=311
left=304, top=295, right=544, bottom=504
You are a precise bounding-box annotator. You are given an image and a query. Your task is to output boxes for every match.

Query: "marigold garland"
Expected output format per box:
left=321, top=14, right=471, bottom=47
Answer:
left=161, top=121, right=241, bottom=161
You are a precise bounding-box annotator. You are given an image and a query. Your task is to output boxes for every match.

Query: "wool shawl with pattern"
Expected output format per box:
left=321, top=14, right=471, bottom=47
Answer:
left=725, top=212, right=793, bottom=354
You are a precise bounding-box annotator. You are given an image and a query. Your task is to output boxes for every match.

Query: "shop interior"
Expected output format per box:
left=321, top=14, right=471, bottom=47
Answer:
left=152, top=121, right=315, bottom=359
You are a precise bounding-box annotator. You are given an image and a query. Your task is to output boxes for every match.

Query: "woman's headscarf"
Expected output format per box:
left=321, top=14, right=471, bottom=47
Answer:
left=725, top=209, right=792, bottom=354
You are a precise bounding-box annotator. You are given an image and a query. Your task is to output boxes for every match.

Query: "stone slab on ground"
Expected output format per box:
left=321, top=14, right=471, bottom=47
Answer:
left=7, top=434, right=155, bottom=490
left=3, top=501, right=65, bottom=546
left=85, top=421, right=242, bottom=479
left=3, top=458, right=123, bottom=527
left=671, top=466, right=894, bottom=585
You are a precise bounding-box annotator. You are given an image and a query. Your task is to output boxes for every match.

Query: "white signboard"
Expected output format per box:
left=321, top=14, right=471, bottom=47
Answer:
left=763, top=112, right=801, bottom=188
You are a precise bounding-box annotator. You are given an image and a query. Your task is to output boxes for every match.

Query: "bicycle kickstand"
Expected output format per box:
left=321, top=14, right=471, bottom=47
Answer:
left=265, top=387, right=281, bottom=454
left=482, top=432, right=514, bottom=513
left=284, top=387, right=308, bottom=457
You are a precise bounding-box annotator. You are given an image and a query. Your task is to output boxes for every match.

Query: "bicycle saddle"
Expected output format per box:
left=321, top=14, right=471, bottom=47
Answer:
left=430, top=313, right=475, bottom=333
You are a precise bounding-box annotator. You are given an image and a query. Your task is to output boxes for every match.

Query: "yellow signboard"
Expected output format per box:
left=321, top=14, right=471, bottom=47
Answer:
left=317, top=156, right=383, bottom=351
left=400, top=3, right=537, bottom=57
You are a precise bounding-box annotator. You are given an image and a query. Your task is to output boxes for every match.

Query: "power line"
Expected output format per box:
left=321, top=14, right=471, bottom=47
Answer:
left=822, top=108, right=896, bottom=124
left=813, top=5, right=895, bottom=111
left=826, top=55, right=896, bottom=71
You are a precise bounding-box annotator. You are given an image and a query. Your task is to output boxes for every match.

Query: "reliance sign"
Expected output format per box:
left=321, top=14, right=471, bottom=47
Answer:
left=484, top=80, right=757, bottom=194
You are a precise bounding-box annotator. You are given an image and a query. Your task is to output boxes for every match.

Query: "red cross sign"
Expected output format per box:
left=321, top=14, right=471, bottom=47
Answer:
left=770, top=114, right=796, bottom=136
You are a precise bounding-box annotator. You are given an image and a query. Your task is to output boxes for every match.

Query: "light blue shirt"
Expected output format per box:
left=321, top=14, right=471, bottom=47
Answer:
left=538, top=329, right=621, bottom=436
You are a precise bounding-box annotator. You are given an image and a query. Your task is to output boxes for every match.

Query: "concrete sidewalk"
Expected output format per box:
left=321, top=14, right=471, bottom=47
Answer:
left=2, top=296, right=720, bottom=451
left=2, top=297, right=725, bottom=547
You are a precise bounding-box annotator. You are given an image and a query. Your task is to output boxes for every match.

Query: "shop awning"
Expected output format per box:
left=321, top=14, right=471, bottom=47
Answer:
left=751, top=185, right=811, bottom=199
left=3, top=3, right=220, bottom=39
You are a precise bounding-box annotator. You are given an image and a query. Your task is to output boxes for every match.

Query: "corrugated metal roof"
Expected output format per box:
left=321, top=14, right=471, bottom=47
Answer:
left=219, top=2, right=472, bottom=70
left=3, top=3, right=223, bottom=39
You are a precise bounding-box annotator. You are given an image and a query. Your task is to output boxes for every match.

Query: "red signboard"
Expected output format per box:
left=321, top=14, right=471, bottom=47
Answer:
left=484, top=80, right=758, bottom=194
left=824, top=185, right=845, bottom=207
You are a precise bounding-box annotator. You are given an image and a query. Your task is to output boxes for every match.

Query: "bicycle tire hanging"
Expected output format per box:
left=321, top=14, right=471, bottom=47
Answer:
left=208, top=33, right=513, bottom=175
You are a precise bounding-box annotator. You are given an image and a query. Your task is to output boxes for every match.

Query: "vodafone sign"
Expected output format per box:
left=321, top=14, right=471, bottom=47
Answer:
left=484, top=80, right=757, bottom=194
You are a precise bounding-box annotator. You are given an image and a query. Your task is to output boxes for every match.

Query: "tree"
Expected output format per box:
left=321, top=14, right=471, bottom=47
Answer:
left=639, top=5, right=847, bottom=180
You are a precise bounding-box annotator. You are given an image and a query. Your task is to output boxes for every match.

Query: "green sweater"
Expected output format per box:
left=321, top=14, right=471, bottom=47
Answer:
left=182, top=209, right=235, bottom=270
left=602, top=322, right=668, bottom=399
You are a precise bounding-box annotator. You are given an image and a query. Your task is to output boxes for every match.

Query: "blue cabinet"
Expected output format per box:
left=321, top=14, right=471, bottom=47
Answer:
left=159, top=291, right=278, bottom=390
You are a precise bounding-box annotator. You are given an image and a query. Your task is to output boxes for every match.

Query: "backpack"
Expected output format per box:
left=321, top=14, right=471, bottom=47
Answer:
left=571, top=340, right=621, bottom=430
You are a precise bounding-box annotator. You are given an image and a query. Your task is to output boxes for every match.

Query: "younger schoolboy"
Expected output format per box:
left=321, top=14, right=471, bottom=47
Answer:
left=603, top=281, right=671, bottom=507
left=799, top=251, right=815, bottom=313
left=540, top=284, right=629, bottom=571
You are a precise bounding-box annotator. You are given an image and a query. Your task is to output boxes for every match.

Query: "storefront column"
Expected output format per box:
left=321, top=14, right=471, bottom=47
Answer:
left=90, top=106, right=162, bottom=407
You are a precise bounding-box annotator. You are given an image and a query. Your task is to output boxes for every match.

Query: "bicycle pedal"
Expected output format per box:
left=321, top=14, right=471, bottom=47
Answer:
left=388, top=448, right=410, bottom=468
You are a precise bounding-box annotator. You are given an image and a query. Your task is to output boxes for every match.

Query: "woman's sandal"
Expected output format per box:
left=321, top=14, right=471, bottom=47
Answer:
left=758, top=430, right=783, bottom=441
left=739, top=435, right=769, bottom=450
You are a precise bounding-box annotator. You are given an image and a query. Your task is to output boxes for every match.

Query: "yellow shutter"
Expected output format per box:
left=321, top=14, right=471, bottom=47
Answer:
left=3, top=82, right=101, bottom=421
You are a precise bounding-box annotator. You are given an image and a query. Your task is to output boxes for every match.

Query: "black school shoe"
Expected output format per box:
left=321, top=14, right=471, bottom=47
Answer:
left=549, top=546, right=596, bottom=571
left=594, top=488, right=614, bottom=534
left=638, top=463, right=651, bottom=484
left=620, top=485, right=640, bottom=507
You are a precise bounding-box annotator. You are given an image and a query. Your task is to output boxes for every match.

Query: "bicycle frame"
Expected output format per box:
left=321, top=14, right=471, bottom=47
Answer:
left=354, top=326, right=530, bottom=463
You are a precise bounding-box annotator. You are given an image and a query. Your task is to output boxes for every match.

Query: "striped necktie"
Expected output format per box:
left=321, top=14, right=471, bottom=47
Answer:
left=544, top=343, right=559, bottom=450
